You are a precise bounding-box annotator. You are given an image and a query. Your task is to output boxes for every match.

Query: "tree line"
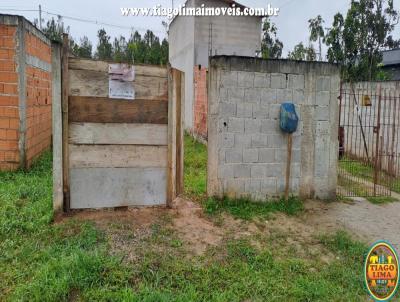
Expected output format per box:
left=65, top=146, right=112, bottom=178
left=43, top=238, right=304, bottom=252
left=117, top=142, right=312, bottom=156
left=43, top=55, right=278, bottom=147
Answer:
left=38, top=17, right=169, bottom=65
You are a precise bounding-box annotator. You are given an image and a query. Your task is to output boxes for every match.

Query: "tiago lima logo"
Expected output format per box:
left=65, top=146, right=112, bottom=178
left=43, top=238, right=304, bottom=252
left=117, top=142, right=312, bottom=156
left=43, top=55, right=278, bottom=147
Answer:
left=365, top=241, right=399, bottom=301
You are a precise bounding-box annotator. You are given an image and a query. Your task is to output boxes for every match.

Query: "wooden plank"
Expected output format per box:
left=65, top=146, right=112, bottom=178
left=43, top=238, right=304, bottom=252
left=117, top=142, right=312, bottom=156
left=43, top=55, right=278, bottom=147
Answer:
left=176, top=71, right=184, bottom=195
left=68, top=96, right=168, bottom=124
left=68, top=57, right=167, bottom=77
left=69, top=145, right=167, bottom=168
left=51, top=42, right=63, bottom=212
left=167, top=67, right=177, bottom=207
left=69, top=69, right=168, bottom=100
left=61, top=34, right=70, bottom=212
left=69, top=123, right=168, bottom=145
left=69, top=167, right=167, bottom=209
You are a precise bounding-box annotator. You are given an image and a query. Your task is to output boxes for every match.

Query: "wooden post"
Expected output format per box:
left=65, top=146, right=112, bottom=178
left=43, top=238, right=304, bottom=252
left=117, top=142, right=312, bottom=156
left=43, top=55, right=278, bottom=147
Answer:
left=285, top=133, right=293, bottom=200
left=61, top=34, right=70, bottom=212
left=167, top=66, right=177, bottom=207
left=175, top=71, right=184, bottom=196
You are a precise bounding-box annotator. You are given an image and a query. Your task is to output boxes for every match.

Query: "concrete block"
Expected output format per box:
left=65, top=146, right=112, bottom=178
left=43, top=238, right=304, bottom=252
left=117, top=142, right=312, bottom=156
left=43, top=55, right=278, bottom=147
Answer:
left=261, top=88, right=277, bottom=103
left=218, top=164, right=234, bottom=179
left=316, top=91, right=330, bottom=106
left=315, top=106, right=330, bottom=121
left=316, top=121, right=330, bottom=135
left=265, top=163, right=284, bottom=177
left=293, top=89, right=305, bottom=104
left=234, top=164, right=251, bottom=178
left=244, top=88, right=261, bottom=103
left=251, top=134, right=269, bottom=147
left=252, top=103, right=270, bottom=119
left=261, top=178, right=277, bottom=195
left=234, top=133, right=252, bottom=148
left=219, top=133, right=235, bottom=148
left=220, top=102, right=237, bottom=117
left=258, top=148, right=275, bottom=163
left=228, top=87, right=245, bottom=103
left=275, top=148, right=301, bottom=163
left=223, top=179, right=245, bottom=198
left=221, top=71, right=238, bottom=88
left=277, top=177, right=300, bottom=193
left=245, top=179, right=261, bottom=193
left=260, top=119, right=278, bottom=133
left=243, top=148, right=258, bottom=163
left=288, top=74, right=305, bottom=90
left=237, top=103, right=253, bottom=118
left=268, top=134, right=286, bottom=148
left=269, top=104, right=281, bottom=120
left=225, top=149, right=243, bottom=163
left=245, top=118, right=261, bottom=133
left=238, top=71, right=254, bottom=88
left=218, top=88, right=228, bottom=102
left=276, top=89, right=293, bottom=103
left=251, top=165, right=266, bottom=178
left=254, top=72, right=270, bottom=88
left=316, top=76, right=330, bottom=92
left=227, top=117, right=245, bottom=133
left=271, top=73, right=287, bottom=89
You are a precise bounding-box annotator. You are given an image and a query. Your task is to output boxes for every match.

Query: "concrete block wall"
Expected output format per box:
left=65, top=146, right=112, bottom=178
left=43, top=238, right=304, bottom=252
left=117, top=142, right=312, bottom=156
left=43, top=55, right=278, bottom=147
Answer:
left=208, top=56, right=340, bottom=201
left=0, top=15, right=52, bottom=171
left=193, top=65, right=208, bottom=140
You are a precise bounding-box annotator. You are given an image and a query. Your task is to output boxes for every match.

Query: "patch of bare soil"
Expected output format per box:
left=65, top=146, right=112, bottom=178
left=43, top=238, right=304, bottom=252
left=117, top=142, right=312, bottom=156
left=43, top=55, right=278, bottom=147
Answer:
left=171, top=197, right=224, bottom=255
left=56, top=197, right=377, bottom=264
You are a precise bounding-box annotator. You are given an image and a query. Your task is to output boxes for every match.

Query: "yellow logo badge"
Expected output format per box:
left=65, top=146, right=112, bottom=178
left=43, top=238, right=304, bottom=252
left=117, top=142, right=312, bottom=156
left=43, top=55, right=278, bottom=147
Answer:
left=365, top=241, right=399, bottom=301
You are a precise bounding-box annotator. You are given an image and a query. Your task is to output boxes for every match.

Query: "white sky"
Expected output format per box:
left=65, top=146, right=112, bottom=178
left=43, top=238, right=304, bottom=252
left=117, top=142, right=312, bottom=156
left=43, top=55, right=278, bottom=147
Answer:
left=0, top=0, right=399, bottom=57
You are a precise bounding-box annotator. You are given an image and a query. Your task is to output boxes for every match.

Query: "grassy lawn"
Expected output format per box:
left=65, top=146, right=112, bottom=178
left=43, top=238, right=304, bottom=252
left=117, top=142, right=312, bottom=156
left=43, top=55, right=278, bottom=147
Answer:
left=0, top=141, right=370, bottom=301
left=339, top=157, right=400, bottom=194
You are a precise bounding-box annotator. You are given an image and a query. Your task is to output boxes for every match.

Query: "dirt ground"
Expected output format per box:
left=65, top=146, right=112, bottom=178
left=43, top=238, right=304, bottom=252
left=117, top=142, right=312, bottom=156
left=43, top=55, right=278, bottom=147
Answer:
left=59, top=196, right=399, bottom=259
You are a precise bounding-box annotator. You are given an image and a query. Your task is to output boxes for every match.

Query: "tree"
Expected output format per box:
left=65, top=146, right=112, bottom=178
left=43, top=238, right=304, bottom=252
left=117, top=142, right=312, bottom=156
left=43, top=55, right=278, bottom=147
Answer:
left=325, top=0, right=399, bottom=81
left=261, top=17, right=283, bottom=59
left=95, top=28, right=112, bottom=60
left=288, top=42, right=316, bottom=61
left=39, top=16, right=68, bottom=43
left=72, top=36, right=92, bottom=58
left=308, top=15, right=325, bottom=61
left=113, top=36, right=127, bottom=62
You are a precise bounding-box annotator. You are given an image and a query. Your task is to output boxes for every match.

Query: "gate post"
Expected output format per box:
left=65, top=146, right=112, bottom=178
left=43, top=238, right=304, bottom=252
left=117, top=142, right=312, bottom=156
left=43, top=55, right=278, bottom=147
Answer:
left=373, top=85, right=382, bottom=196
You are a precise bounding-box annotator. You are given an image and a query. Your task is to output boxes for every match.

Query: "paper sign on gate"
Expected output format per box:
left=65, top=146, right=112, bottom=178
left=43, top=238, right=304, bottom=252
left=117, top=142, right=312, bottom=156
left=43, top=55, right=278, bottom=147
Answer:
left=108, top=63, right=135, bottom=100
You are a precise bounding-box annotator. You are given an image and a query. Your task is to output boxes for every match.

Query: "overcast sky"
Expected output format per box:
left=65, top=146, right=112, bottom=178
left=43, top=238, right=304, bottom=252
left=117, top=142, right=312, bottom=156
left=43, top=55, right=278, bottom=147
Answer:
left=1, top=0, right=399, bottom=57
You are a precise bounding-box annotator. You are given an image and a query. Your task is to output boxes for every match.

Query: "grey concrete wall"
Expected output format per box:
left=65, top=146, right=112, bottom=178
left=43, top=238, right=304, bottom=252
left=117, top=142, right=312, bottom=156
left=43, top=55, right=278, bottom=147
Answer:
left=168, top=0, right=262, bottom=131
left=208, top=56, right=340, bottom=201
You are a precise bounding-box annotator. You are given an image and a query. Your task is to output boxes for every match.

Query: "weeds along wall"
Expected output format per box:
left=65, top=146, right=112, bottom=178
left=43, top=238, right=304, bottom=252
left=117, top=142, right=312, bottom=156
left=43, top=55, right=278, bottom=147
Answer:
left=0, top=15, right=52, bottom=171
left=207, top=56, right=340, bottom=200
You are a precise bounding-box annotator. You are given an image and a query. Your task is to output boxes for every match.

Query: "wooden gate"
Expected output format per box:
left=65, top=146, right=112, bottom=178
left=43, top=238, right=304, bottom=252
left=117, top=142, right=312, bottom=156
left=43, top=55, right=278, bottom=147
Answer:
left=53, top=35, right=183, bottom=211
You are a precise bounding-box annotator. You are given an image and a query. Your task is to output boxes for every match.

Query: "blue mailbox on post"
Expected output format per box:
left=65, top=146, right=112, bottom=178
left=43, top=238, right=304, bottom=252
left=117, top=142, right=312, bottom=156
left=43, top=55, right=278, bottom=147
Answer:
left=279, top=103, right=298, bottom=134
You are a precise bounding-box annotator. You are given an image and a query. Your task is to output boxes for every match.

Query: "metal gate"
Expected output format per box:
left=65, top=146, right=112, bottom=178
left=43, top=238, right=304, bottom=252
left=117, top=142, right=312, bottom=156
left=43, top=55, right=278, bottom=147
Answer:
left=338, top=83, right=400, bottom=197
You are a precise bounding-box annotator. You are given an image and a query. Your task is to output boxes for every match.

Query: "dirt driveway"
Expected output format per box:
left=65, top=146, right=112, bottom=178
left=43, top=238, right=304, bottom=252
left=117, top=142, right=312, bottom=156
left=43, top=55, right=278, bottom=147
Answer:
left=302, top=198, right=400, bottom=251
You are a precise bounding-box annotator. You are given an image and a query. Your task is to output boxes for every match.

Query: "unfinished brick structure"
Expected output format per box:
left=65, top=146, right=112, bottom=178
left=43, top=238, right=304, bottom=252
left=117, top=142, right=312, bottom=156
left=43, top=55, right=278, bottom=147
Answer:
left=208, top=56, right=340, bottom=200
left=0, top=15, right=52, bottom=171
left=193, top=65, right=208, bottom=140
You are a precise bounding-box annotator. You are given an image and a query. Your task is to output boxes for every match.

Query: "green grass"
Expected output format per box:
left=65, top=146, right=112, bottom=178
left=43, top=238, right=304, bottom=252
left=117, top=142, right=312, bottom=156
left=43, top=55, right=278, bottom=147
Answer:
left=184, top=134, right=207, bottom=198
left=0, top=149, right=370, bottom=301
left=204, top=196, right=304, bottom=220
left=339, top=158, right=400, bottom=193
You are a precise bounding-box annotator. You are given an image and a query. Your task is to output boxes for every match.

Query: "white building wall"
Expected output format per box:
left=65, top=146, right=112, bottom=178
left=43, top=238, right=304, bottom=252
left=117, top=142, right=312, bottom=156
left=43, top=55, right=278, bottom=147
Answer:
left=169, top=0, right=262, bottom=131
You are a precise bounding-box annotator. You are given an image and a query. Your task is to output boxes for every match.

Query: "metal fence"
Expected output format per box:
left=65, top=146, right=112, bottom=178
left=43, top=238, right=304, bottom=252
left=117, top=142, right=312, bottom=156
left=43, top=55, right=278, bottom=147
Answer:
left=338, top=83, right=400, bottom=197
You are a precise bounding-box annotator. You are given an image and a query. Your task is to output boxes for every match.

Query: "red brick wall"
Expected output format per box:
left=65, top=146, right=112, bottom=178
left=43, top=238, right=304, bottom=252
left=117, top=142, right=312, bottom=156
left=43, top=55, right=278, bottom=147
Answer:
left=193, top=66, right=208, bottom=139
left=24, top=32, right=52, bottom=168
left=0, top=24, right=19, bottom=171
